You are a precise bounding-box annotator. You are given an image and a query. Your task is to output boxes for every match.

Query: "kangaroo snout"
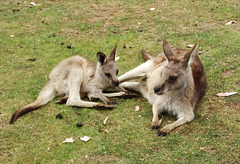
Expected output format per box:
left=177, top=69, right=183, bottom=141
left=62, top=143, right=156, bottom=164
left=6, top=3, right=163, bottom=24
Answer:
left=112, top=80, right=119, bottom=87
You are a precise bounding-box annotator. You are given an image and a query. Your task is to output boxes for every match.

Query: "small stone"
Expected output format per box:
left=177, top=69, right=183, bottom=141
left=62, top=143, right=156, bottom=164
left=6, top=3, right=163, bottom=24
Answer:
left=76, top=122, right=83, bottom=127
left=56, top=114, right=63, bottom=119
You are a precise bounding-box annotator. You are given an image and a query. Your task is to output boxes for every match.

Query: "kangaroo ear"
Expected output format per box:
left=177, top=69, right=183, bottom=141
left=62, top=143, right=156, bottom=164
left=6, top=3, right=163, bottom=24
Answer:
left=183, top=43, right=197, bottom=67
left=163, top=41, right=175, bottom=61
left=141, top=49, right=153, bottom=61
left=97, top=52, right=107, bottom=65
left=108, top=44, right=117, bottom=61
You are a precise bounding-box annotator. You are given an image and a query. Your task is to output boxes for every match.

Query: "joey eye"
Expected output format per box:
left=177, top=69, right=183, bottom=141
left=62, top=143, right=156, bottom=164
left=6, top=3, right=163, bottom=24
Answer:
left=116, top=70, right=119, bottom=75
left=105, top=73, right=111, bottom=77
left=168, top=76, right=178, bottom=83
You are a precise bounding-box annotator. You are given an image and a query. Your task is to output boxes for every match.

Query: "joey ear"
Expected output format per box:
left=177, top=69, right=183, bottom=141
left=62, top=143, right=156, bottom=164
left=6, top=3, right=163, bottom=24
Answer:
left=183, top=43, right=197, bottom=67
left=163, top=41, right=175, bottom=61
left=97, top=52, right=107, bottom=65
left=108, top=44, right=117, bottom=61
left=141, top=49, right=153, bottom=61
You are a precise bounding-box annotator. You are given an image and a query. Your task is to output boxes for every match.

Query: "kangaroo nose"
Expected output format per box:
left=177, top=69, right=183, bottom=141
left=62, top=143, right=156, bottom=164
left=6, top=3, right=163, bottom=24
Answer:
left=113, top=80, right=119, bottom=87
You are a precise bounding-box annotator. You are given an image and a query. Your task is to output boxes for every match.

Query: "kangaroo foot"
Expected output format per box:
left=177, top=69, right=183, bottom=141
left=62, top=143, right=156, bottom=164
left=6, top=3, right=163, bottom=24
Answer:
left=119, top=92, right=139, bottom=99
left=56, top=96, right=68, bottom=104
left=95, top=104, right=115, bottom=110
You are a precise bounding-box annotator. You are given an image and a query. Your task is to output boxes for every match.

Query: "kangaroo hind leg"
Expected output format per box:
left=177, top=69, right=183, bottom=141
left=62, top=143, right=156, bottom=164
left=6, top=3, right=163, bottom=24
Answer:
left=119, top=82, right=141, bottom=93
left=66, top=68, right=110, bottom=108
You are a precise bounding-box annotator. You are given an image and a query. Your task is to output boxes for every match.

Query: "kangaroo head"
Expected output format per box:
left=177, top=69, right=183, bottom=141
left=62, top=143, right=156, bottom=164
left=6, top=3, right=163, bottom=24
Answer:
left=96, top=45, right=119, bottom=87
left=154, top=41, right=197, bottom=95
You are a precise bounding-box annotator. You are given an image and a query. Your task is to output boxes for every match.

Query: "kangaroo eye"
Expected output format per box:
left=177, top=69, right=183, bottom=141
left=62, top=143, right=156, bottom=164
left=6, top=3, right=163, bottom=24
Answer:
left=168, top=76, right=178, bottom=82
left=105, top=73, right=111, bottom=77
left=116, top=70, right=119, bottom=75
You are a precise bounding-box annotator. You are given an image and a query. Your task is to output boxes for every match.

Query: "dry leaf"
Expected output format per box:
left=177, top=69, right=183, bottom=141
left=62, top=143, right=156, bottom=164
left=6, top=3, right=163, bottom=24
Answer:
left=62, top=137, right=74, bottom=143
left=30, top=2, right=40, bottom=6
left=135, top=105, right=140, bottom=111
left=200, top=146, right=206, bottom=151
left=80, top=136, right=90, bottom=142
left=187, top=44, right=194, bottom=48
left=103, top=116, right=109, bottom=124
left=216, top=92, right=237, bottom=97
left=225, top=21, right=236, bottom=25
left=115, top=56, right=120, bottom=61
left=198, top=50, right=205, bottom=54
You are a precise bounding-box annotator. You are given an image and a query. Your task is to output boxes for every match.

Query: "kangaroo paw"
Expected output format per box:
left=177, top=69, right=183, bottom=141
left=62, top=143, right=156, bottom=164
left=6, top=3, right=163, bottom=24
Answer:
left=157, top=128, right=170, bottom=137
left=151, top=118, right=163, bottom=130
left=90, top=97, right=99, bottom=101
left=107, top=101, right=116, bottom=105
left=95, top=104, right=115, bottom=110
left=151, top=124, right=160, bottom=130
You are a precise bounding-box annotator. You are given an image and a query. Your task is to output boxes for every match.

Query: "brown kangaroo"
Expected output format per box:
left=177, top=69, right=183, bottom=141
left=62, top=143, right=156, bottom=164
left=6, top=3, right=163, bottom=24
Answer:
left=119, top=41, right=207, bottom=136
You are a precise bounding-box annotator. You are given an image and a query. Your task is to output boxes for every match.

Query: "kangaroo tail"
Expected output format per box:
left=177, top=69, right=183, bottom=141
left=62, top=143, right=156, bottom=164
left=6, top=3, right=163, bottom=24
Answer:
left=10, top=81, right=56, bottom=124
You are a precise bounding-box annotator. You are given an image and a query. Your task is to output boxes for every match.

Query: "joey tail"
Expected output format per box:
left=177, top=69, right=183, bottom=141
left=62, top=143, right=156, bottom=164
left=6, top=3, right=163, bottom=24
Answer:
left=10, top=81, right=56, bottom=124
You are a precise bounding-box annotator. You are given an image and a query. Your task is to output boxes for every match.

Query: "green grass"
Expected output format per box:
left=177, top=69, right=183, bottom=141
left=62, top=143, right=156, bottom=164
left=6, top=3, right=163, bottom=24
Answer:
left=0, top=0, right=239, bottom=163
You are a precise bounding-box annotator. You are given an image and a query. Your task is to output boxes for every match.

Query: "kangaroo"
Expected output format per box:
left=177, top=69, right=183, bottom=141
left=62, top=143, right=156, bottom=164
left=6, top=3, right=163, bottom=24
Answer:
left=119, top=41, right=206, bottom=136
left=10, top=45, right=126, bottom=124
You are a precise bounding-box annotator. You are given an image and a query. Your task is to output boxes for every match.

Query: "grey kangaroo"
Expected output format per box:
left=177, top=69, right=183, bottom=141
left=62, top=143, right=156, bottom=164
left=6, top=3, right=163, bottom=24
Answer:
left=10, top=45, right=126, bottom=124
left=119, top=41, right=206, bottom=136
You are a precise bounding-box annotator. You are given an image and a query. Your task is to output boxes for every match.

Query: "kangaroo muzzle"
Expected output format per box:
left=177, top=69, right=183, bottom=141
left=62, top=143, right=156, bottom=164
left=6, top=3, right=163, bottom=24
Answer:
left=112, top=80, right=119, bottom=87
